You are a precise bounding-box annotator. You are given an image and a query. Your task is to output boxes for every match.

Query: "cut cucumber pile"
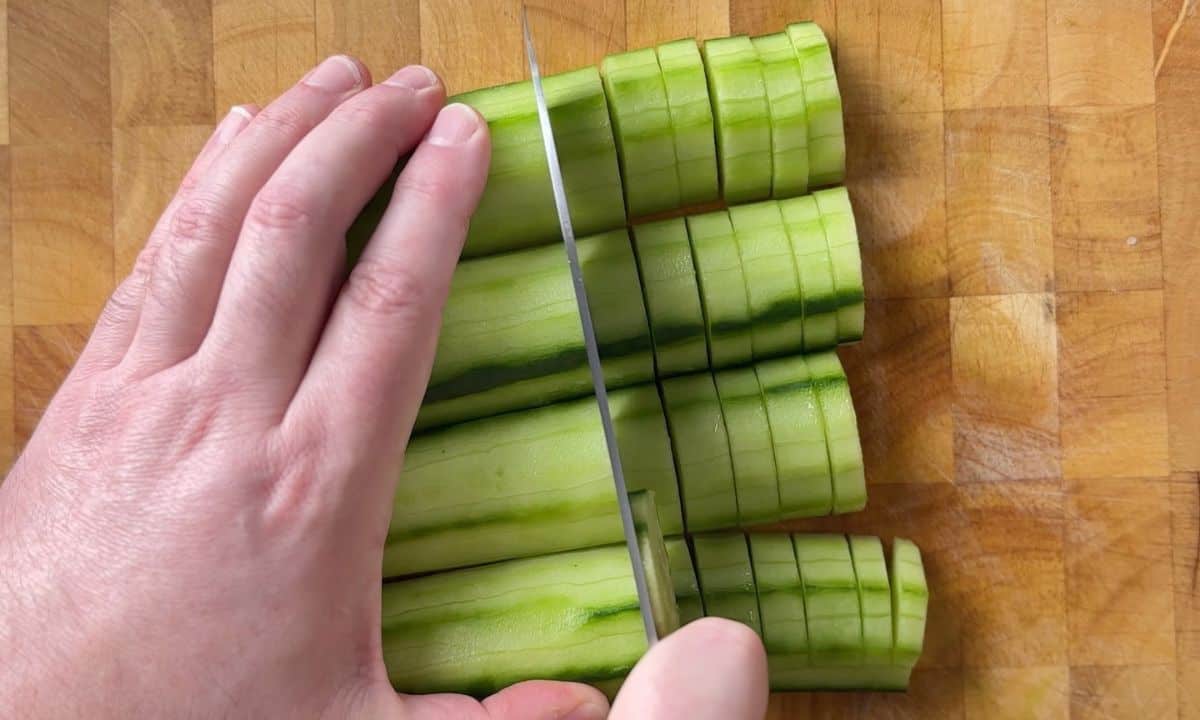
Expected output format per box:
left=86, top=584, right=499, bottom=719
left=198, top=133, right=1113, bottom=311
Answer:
left=348, top=23, right=844, bottom=260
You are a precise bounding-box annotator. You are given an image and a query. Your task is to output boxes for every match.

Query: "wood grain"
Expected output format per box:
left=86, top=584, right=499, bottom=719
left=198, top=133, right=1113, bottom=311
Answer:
left=626, top=0, right=729, bottom=47
left=0, top=147, right=10, bottom=326
left=13, top=324, right=88, bottom=449
left=729, top=0, right=835, bottom=37
left=110, top=0, right=215, bottom=126
left=213, top=0, right=316, bottom=113
left=0, top=323, right=12, bottom=472
left=942, top=0, right=1048, bottom=110
left=1047, top=0, right=1156, bottom=107
left=835, top=0, right=943, bottom=115
left=315, top=0, right=420, bottom=81
left=1173, top=473, right=1200, bottom=718
left=964, top=666, right=1069, bottom=720
left=1070, top=665, right=1178, bottom=720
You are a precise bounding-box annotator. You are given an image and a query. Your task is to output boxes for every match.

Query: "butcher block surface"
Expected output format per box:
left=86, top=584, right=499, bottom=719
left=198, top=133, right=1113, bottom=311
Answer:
left=1, top=1, right=1198, bottom=717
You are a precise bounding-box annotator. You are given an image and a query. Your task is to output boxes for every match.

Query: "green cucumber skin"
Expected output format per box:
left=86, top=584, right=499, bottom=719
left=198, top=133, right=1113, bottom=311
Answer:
left=804, top=351, right=867, bottom=514
left=703, top=36, right=773, bottom=204
left=686, top=211, right=754, bottom=367
left=755, top=357, right=834, bottom=517
left=714, top=368, right=780, bottom=526
left=748, top=534, right=809, bottom=656
left=892, top=538, right=929, bottom=669
left=813, top=187, right=865, bottom=342
left=660, top=373, right=739, bottom=532
left=778, top=195, right=839, bottom=352
left=848, top=535, right=893, bottom=666
left=691, top=534, right=762, bottom=636
left=657, top=38, right=720, bottom=206
left=602, top=49, right=682, bottom=217
left=787, top=24, right=845, bottom=189
left=728, top=201, right=806, bottom=360
left=793, top=534, right=864, bottom=666
left=665, top=537, right=705, bottom=624
left=632, top=218, right=709, bottom=376
left=751, top=33, right=810, bottom=198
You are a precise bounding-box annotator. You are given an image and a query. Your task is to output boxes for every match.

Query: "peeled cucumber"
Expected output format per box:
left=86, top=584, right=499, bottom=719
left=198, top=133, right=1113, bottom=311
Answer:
left=787, top=23, right=845, bottom=188
left=713, top=367, right=780, bottom=526
left=755, top=356, right=834, bottom=517
left=632, top=218, right=708, bottom=376
left=686, top=209, right=754, bottom=367
left=665, top=537, right=705, bottom=624
left=804, top=350, right=867, bottom=513
left=656, top=38, right=720, bottom=206
left=752, top=32, right=810, bottom=197
left=813, top=187, right=865, bottom=342
left=778, top=194, right=839, bottom=352
left=702, top=36, right=773, bottom=204
left=660, top=372, right=738, bottom=532
left=691, top=533, right=762, bottom=635
left=728, top=200, right=805, bottom=360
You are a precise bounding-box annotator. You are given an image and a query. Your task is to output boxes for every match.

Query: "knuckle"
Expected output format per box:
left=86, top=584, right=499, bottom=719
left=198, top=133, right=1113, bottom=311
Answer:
left=394, top=173, right=454, bottom=208
left=170, top=194, right=233, bottom=247
left=344, top=257, right=437, bottom=320
left=253, top=101, right=312, bottom=140
left=333, top=97, right=397, bottom=135
left=246, top=183, right=316, bottom=235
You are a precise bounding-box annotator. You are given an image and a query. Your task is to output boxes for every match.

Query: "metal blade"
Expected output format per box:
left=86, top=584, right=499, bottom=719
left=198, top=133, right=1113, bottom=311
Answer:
left=521, top=6, right=659, bottom=647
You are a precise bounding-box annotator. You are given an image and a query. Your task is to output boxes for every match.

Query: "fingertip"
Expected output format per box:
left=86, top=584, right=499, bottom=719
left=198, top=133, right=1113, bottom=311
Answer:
left=483, top=680, right=610, bottom=720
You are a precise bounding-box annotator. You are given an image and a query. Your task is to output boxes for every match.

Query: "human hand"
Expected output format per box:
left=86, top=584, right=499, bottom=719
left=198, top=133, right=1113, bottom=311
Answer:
left=0, top=54, right=768, bottom=719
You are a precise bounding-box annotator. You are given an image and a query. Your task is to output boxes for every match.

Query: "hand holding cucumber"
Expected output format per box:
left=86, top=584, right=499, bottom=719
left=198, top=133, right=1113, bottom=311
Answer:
left=0, top=55, right=767, bottom=720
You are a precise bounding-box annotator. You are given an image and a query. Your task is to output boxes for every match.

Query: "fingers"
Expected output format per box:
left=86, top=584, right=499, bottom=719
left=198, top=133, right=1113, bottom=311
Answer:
left=200, top=65, right=446, bottom=402
left=286, top=102, right=489, bottom=479
left=397, top=681, right=608, bottom=720
left=125, top=55, right=369, bottom=374
left=609, top=619, right=769, bottom=720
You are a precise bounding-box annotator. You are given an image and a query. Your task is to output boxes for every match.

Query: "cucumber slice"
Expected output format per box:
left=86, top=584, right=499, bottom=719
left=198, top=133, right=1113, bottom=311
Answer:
left=685, top=210, right=754, bottom=367
left=632, top=218, right=708, bottom=376
left=754, top=356, right=834, bottom=517
left=848, top=536, right=892, bottom=673
left=630, top=490, right=683, bottom=636
left=702, top=36, right=773, bottom=203
left=381, top=490, right=678, bottom=697
left=751, top=33, right=809, bottom=198
left=728, top=201, right=805, bottom=360
left=665, top=537, right=705, bottom=624
left=713, top=367, right=780, bottom=525
left=891, top=537, right=929, bottom=684
left=793, top=534, right=863, bottom=675
left=611, top=385, right=685, bottom=535
left=601, top=49, right=681, bottom=217
left=660, top=373, right=739, bottom=532
left=778, top=194, right=839, bottom=352
left=748, top=534, right=809, bottom=657
left=657, top=38, right=720, bottom=207
left=691, top=533, right=762, bottom=635
left=813, top=187, right=865, bottom=342
left=803, top=351, right=866, bottom=513
left=581, top=229, right=656, bottom=386
left=786, top=23, right=845, bottom=188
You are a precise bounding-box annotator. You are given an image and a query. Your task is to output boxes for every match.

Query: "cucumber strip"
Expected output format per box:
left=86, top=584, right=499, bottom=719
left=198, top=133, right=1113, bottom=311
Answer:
left=891, top=538, right=929, bottom=683
left=748, top=534, right=809, bottom=656
left=793, top=534, right=863, bottom=673
left=416, top=230, right=653, bottom=431
left=713, top=367, right=780, bottom=525
left=778, top=194, right=839, bottom=352
left=631, top=490, right=683, bottom=636
left=691, top=533, right=762, bottom=635
left=381, top=490, right=678, bottom=697
left=656, top=38, right=720, bottom=206
left=602, top=49, right=682, bottom=217
left=848, top=536, right=892, bottom=671
left=702, top=36, right=773, bottom=203
left=611, top=385, right=686, bottom=535
left=813, top=187, right=865, bottom=342
left=685, top=210, right=754, bottom=367
left=665, top=537, right=705, bottom=624
left=632, top=218, right=709, bottom=376
left=786, top=23, right=845, bottom=188
left=659, top=373, right=739, bottom=532
left=754, top=356, right=834, bottom=517
left=751, top=33, right=810, bottom=198
left=728, top=201, right=805, bottom=360
left=803, top=350, right=866, bottom=513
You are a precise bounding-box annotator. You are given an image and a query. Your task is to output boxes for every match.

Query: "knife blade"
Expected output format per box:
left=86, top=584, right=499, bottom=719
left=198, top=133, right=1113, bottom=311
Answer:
left=520, top=6, right=659, bottom=647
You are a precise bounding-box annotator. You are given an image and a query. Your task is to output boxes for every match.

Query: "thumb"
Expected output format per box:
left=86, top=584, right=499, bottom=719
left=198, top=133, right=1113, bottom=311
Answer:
left=610, top=618, right=769, bottom=720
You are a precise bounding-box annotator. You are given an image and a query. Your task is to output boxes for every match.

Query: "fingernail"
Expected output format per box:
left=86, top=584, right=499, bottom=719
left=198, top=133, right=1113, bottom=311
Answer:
left=427, top=103, right=481, bottom=146
left=563, top=701, right=608, bottom=720
left=384, top=64, right=438, bottom=90
left=303, top=55, right=363, bottom=92
left=218, top=105, right=254, bottom=142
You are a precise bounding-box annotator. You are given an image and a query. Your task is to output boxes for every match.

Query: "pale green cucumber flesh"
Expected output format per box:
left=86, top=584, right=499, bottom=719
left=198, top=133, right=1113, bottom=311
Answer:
left=728, top=201, right=805, bottom=360
left=848, top=535, right=892, bottom=666
left=580, top=229, right=656, bottom=386
left=748, top=534, right=809, bottom=656
left=793, top=534, right=863, bottom=665
left=665, top=537, right=705, bottom=624
left=692, top=533, right=762, bottom=635
left=602, top=49, right=681, bottom=217
left=611, top=385, right=686, bottom=535
left=892, top=538, right=929, bottom=669
left=660, top=373, right=739, bottom=532
left=686, top=210, right=754, bottom=367
left=813, top=187, right=865, bottom=342
left=714, top=367, right=780, bottom=525
left=751, top=33, right=810, bottom=198
left=630, top=490, right=683, bottom=636
left=702, top=36, right=773, bottom=204
left=632, top=218, right=709, bottom=376
left=804, top=350, right=866, bottom=513
left=656, top=38, right=720, bottom=206
left=786, top=24, right=845, bottom=188
left=754, top=356, right=834, bottom=517
left=778, top=194, right=840, bottom=352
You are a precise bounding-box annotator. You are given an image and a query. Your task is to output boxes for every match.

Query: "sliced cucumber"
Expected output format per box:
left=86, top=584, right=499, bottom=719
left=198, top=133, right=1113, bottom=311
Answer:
left=813, top=187, right=865, bottom=342
left=611, top=385, right=685, bottom=535
left=803, top=350, right=866, bottom=513
left=685, top=210, right=754, bottom=367
left=660, top=373, right=739, bottom=532
left=691, top=533, right=762, bottom=635
left=631, top=490, right=683, bottom=636
left=751, top=33, right=809, bottom=198
left=754, top=356, right=833, bottom=517
left=602, top=49, right=681, bottom=217
left=713, top=367, right=780, bottom=526
left=665, top=537, right=705, bottom=624
left=793, top=534, right=863, bottom=675
left=702, top=36, right=773, bottom=203
left=656, top=38, right=720, bottom=207
left=849, top=535, right=892, bottom=672
left=728, top=201, right=805, bottom=360
left=778, top=194, right=839, bottom=352
left=786, top=23, right=845, bottom=188
left=891, top=537, right=929, bottom=685
left=748, top=534, right=809, bottom=656
left=632, top=218, right=708, bottom=376
left=581, top=229, right=656, bottom=386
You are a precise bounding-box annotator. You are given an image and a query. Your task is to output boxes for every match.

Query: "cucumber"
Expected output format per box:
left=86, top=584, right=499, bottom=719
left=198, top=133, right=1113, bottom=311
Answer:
left=656, top=38, right=720, bottom=207
left=778, top=194, right=839, bottom=352
left=891, top=538, right=929, bottom=685
left=813, top=187, right=865, bottom=342
left=631, top=218, right=708, bottom=376
left=659, top=373, right=739, bottom=532
left=804, top=350, right=866, bottom=513
left=611, top=385, right=685, bottom=536
left=691, top=533, right=762, bottom=635
left=702, top=36, right=773, bottom=204
left=786, top=23, right=845, bottom=188
left=685, top=210, right=754, bottom=367
left=751, top=33, right=809, bottom=198
left=748, top=534, right=809, bottom=657
left=792, top=534, right=863, bottom=675
left=665, top=537, right=705, bottom=624
left=728, top=201, right=805, bottom=360
left=754, top=356, right=834, bottom=517
left=381, top=491, right=679, bottom=697
left=601, top=49, right=681, bottom=217
left=416, top=230, right=652, bottom=430
left=848, top=536, right=892, bottom=672
left=713, top=367, right=780, bottom=526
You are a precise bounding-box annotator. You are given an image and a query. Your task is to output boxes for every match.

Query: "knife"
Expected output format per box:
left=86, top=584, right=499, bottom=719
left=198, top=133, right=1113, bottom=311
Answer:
left=520, top=7, right=659, bottom=647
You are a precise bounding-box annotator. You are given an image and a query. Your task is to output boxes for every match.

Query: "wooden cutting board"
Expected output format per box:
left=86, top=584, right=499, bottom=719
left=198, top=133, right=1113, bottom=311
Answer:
left=1, top=1, right=1196, bottom=717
